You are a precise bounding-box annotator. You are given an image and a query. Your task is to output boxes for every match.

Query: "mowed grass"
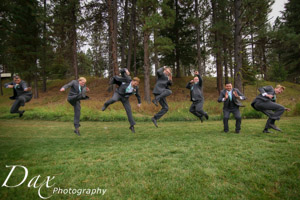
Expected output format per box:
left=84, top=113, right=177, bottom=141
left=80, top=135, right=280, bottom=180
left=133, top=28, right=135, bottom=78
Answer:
left=0, top=118, right=300, bottom=200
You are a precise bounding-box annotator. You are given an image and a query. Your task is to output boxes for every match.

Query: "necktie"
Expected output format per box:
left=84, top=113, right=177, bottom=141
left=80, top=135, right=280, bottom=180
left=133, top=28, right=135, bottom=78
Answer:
left=79, top=85, right=81, bottom=93
left=228, top=91, right=232, bottom=101
left=126, top=84, right=132, bottom=93
left=191, top=85, right=194, bottom=91
left=273, top=94, right=276, bottom=101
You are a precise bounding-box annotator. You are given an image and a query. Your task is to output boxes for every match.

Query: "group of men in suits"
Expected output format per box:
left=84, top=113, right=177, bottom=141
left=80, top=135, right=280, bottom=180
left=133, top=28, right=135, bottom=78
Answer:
left=4, top=71, right=290, bottom=136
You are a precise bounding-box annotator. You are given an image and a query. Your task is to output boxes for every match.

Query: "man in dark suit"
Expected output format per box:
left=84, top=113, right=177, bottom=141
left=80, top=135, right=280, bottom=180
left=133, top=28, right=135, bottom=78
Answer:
left=186, top=71, right=209, bottom=122
left=4, top=75, right=32, bottom=117
left=251, top=85, right=290, bottom=133
left=151, top=66, right=172, bottom=127
left=218, top=82, right=246, bottom=133
left=102, top=74, right=141, bottom=133
left=60, top=77, right=89, bottom=136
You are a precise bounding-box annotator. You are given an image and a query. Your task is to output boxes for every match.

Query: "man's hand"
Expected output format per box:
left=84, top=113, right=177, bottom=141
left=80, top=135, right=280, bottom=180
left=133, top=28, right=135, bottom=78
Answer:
left=225, top=91, right=229, bottom=99
left=233, top=91, right=239, bottom=98
left=60, top=88, right=65, bottom=92
left=195, top=71, right=199, bottom=75
left=86, top=87, right=90, bottom=92
left=190, top=80, right=194, bottom=83
left=266, top=94, right=273, bottom=99
left=24, top=87, right=31, bottom=91
left=137, top=103, right=141, bottom=108
left=168, top=74, right=172, bottom=81
left=125, top=69, right=130, bottom=76
left=7, top=85, right=14, bottom=88
left=285, top=108, right=291, bottom=112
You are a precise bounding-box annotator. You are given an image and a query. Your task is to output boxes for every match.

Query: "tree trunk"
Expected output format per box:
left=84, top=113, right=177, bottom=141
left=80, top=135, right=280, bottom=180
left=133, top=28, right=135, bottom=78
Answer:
left=202, top=20, right=206, bottom=75
left=212, top=0, right=222, bottom=93
left=70, top=1, right=78, bottom=79
left=154, top=31, right=159, bottom=73
left=234, top=0, right=242, bottom=91
left=0, top=73, right=3, bottom=96
left=229, top=46, right=234, bottom=82
left=223, top=35, right=228, bottom=84
left=42, top=0, right=47, bottom=92
left=175, top=0, right=180, bottom=78
left=120, top=0, right=129, bottom=68
left=262, top=42, right=267, bottom=80
left=133, top=2, right=137, bottom=77
left=127, top=0, right=136, bottom=71
left=108, top=0, right=119, bottom=76
left=143, top=30, right=151, bottom=103
left=195, top=0, right=203, bottom=75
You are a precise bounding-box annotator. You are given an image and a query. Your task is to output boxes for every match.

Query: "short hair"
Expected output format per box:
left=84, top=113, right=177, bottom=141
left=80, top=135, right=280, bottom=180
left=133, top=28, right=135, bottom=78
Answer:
left=13, top=75, right=20, bottom=79
left=78, top=77, right=86, bottom=82
left=225, top=82, right=232, bottom=85
left=132, top=77, right=140, bottom=83
left=276, top=84, right=285, bottom=90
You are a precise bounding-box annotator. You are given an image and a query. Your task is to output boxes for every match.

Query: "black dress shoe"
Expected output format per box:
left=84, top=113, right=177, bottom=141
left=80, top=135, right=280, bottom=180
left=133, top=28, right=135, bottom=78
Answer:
left=102, top=105, right=107, bottom=111
left=204, top=113, right=209, bottom=120
left=152, top=99, right=158, bottom=107
left=199, top=117, right=203, bottom=123
left=129, top=126, right=135, bottom=133
left=269, top=124, right=282, bottom=132
left=151, top=117, right=158, bottom=127
left=74, top=128, right=81, bottom=136
left=19, top=110, right=25, bottom=118
left=263, top=130, right=273, bottom=133
left=224, top=130, right=229, bottom=133
left=235, top=130, right=240, bottom=134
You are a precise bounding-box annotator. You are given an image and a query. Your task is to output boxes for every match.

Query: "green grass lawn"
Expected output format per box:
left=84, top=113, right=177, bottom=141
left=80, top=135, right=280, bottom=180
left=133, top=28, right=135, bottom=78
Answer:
left=0, top=118, right=300, bottom=200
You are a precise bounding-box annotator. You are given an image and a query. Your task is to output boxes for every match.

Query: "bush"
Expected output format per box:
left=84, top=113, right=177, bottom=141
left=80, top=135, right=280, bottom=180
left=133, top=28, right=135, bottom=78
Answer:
left=242, top=108, right=264, bottom=119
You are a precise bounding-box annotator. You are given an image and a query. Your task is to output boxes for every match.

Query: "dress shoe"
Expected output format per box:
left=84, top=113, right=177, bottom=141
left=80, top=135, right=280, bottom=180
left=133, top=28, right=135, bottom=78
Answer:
left=74, top=128, right=81, bottom=136
left=129, top=125, right=135, bottom=133
left=204, top=113, right=209, bottom=120
left=235, top=130, right=240, bottom=134
left=199, top=117, right=203, bottom=123
left=224, top=130, right=229, bottom=133
left=263, top=129, right=273, bottom=133
left=102, top=105, right=107, bottom=111
left=269, top=124, right=282, bottom=132
left=151, top=117, right=158, bottom=127
left=152, top=99, right=158, bottom=107
left=19, top=110, right=25, bottom=118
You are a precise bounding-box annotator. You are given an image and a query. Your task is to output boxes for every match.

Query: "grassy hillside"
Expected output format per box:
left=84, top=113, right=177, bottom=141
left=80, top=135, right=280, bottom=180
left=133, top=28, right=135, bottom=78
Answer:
left=0, top=77, right=299, bottom=121
left=0, top=118, right=300, bottom=199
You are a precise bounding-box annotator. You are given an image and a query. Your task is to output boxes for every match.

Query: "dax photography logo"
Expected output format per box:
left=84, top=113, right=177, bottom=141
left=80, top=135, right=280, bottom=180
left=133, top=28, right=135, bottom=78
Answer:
left=1, top=165, right=107, bottom=199
left=1, top=165, right=56, bottom=199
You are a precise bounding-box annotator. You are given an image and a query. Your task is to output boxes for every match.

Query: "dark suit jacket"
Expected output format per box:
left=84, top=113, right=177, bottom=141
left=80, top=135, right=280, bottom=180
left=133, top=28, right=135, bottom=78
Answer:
left=251, top=86, right=276, bottom=110
left=186, top=74, right=203, bottom=101
left=218, top=88, right=245, bottom=109
left=110, top=68, right=132, bottom=86
left=153, top=67, right=172, bottom=95
left=5, top=80, right=32, bottom=98
left=62, top=80, right=86, bottom=100
left=117, top=82, right=141, bottom=104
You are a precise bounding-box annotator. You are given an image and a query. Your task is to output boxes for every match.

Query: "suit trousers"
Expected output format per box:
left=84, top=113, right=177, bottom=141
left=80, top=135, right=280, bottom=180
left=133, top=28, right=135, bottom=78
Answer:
left=104, top=92, right=135, bottom=126
left=10, top=95, right=32, bottom=114
left=68, top=92, right=89, bottom=129
left=189, top=100, right=206, bottom=118
left=253, top=100, right=285, bottom=120
left=223, top=107, right=241, bottom=132
left=154, top=89, right=172, bottom=102
left=253, top=100, right=284, bottom=130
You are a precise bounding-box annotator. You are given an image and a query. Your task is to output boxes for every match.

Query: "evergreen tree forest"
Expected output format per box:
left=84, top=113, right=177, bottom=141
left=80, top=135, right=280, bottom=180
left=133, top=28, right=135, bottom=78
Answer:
left=1, top=0, right=299, bottom=100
